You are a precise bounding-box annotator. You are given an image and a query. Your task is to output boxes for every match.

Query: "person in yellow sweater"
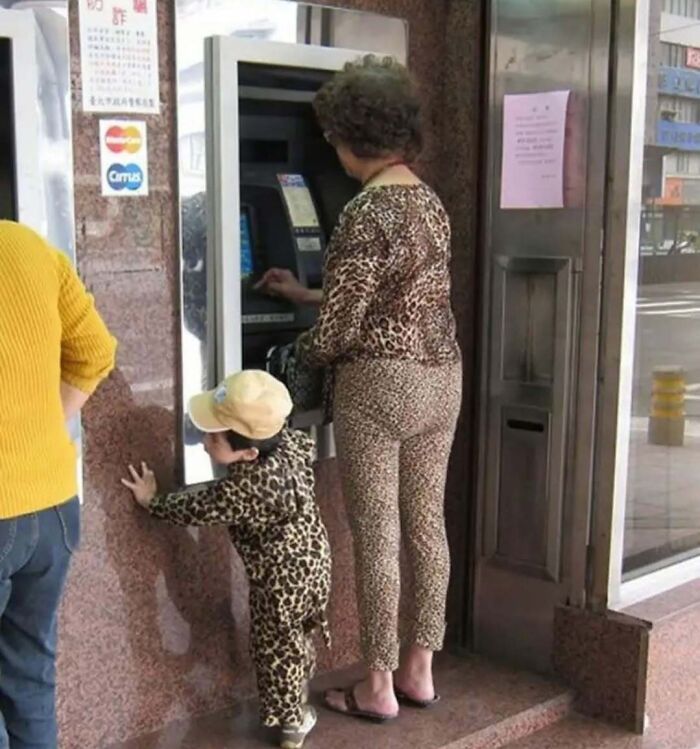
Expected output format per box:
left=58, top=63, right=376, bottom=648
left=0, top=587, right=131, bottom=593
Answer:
left=0, top=221, right=116, bottom=748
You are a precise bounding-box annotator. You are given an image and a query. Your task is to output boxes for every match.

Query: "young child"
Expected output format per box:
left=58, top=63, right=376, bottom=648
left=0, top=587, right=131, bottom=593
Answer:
left=122, top=370, right=331, bottom=749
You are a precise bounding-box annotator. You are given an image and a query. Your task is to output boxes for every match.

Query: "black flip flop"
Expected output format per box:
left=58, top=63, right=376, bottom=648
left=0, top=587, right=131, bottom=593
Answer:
left=324, top=686, right=398, bottom=723
left=394, top=689, right=441, bottom=709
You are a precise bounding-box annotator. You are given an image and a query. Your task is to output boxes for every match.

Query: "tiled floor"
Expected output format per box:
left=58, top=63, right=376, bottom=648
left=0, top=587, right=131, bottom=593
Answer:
left=506, top=715, right=644, bottom=748
left=112, top=654, right=571, bottom=749
left=108, top=648, right=700, bottom=748
left=507, top=713, right=698, bottom=749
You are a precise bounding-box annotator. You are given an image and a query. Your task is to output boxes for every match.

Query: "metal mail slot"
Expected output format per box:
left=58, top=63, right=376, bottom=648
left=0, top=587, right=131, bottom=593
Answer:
left=483, top=255, right=572, bottom=582
left=497, top=406, right=551, bottom=571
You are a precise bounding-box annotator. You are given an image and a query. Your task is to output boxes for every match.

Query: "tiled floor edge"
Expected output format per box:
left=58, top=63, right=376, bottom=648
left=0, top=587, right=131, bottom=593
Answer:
left=440, top=691, right=574, bottom=749
left=624, top=578, right=700, bottom=625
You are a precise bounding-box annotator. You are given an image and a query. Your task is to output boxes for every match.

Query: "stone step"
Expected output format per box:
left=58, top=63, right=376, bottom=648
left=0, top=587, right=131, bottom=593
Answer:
left=501, top=713, right=655, bottom=749
left=113, top=653, right=573, bottom=749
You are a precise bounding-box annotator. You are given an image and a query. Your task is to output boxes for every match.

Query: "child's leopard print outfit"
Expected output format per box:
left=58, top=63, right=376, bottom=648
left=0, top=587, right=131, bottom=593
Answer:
left=148, top=429, right=331, bottom=727
left=305, top=183, right=462, bottom=672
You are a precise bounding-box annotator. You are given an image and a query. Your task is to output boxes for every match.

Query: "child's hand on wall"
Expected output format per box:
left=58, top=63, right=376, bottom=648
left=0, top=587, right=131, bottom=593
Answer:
left=121, top=463, right=158, bottom=508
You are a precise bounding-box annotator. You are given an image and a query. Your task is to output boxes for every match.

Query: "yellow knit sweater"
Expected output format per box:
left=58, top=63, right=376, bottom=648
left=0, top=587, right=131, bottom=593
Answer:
left=0, top=222, right=116, bottom=518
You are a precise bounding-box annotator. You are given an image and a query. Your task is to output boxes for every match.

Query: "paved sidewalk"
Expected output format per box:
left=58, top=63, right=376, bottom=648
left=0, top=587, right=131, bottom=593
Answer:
left=625, top=417, right=700, bottom=570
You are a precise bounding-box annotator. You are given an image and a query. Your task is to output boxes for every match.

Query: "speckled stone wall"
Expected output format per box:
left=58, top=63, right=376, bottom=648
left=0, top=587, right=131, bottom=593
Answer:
left=553, top=606, right=650, bottom=733
left=59, top=1, right=483, bottom=746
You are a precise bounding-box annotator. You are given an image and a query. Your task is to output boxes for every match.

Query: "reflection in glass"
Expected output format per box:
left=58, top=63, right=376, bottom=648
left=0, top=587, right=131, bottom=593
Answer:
left=624, top=0, right=700, bottom=575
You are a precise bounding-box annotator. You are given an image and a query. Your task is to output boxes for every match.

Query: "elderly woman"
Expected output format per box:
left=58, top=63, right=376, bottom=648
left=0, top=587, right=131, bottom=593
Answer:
left=258, top=56, right=462, bottom=722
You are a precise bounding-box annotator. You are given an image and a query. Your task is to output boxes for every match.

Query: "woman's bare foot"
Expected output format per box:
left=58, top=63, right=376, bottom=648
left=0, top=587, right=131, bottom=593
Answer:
left=325, top=672, right=399, bottom=718
left=394, top=644, right=436, bottom=702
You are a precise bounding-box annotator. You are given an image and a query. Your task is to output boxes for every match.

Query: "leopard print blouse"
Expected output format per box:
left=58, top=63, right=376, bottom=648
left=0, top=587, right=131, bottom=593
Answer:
left=148, top=429, right=331, bottom=643
left=306, top=184, right=460, bottom=367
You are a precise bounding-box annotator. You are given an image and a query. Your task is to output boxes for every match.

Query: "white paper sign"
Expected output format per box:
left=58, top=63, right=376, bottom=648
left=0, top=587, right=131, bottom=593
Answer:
left=277, top=174, right=320, bottom=229
left=79, top=0, right=160, bottom=114
left=500, top=90, right=570, bottom=210
left=100, top=120, right=149, bottom=197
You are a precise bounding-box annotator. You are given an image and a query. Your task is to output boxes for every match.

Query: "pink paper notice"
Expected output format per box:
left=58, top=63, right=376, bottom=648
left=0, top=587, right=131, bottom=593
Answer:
left=500, top=90, right=570, bottom=210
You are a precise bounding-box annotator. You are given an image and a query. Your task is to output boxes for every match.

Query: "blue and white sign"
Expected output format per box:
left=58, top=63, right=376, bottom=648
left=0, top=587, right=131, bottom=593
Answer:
left=106, top=163, right=145, bottom=192
left=657, top=119, right=700, bottom=151
left=99, top=119, right=149, bottom=197
left=658, top=66, right=700, bottom=100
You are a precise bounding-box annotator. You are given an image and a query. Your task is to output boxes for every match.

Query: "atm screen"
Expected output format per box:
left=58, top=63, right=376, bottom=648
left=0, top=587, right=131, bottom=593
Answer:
left=240, top=208, right=254, bottom=278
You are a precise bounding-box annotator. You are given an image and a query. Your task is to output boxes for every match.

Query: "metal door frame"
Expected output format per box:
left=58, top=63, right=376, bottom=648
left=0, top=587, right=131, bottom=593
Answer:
left=471, top=0, right=615, bottom=669
left=589, top=0, right=653, bottom=610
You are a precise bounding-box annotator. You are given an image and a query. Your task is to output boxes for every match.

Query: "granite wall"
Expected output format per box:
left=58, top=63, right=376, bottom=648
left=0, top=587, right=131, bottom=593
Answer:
left=59, top=1, right=482, bottom=746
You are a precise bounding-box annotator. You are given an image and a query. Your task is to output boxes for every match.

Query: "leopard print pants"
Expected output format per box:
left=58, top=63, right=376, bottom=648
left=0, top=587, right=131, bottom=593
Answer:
left=250, top=592, right=324, bottom=728
left=333, top=358, right=462, bottom=672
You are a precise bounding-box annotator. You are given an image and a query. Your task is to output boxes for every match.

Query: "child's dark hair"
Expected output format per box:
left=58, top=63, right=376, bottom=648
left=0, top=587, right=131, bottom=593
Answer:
left=225, top=429, right=283, bottom=458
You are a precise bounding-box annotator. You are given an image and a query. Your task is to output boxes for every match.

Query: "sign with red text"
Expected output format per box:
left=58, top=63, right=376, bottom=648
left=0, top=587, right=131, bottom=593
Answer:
left=79, top=0, right=160, bottom=114
left=100, top=120, right=149, bottom=196
left=658, top=177, right=683, bottom=207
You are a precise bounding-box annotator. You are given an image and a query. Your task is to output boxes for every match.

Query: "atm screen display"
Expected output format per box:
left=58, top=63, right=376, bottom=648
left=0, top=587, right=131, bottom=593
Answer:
left=240, top=209, right=254, bottom=278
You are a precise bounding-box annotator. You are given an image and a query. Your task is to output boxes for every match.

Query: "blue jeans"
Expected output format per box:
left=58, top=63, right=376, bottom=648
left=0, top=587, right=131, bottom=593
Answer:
left=0, top=499, right=79, bottom=749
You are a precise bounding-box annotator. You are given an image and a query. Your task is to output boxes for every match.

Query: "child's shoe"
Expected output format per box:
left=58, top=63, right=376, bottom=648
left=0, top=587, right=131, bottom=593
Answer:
left=280, top=705, right=317, bottom=749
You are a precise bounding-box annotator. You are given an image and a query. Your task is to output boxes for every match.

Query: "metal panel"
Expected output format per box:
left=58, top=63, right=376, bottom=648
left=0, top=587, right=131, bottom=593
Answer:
left=502, top=275, right=556, bottom=385
left=484, top=256, right=572, bottom=583
left=473, top=0, right=612, bottom=671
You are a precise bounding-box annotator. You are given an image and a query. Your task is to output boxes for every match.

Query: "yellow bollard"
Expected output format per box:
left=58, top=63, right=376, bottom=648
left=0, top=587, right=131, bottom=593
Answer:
left=648, top=366, right=686, bottom=447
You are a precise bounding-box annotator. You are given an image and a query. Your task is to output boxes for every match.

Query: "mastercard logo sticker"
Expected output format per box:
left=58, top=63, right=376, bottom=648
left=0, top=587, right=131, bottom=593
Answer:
left=105, top=125, right=143, bottom=154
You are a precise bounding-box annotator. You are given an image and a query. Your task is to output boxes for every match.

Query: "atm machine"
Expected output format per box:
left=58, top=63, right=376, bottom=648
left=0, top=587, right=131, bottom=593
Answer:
left=204, top=38, right=383, bottom=447
left=234, top=59, right=358, bottom=371
left=0, top=9, right=44, bottom=229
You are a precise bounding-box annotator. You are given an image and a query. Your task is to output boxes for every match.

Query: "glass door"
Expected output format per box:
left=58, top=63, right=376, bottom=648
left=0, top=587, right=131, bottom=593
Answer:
left=601, top=0, right=700, bottom=605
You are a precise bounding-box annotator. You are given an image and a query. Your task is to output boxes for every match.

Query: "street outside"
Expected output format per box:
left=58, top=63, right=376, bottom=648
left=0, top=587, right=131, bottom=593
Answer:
left=633, top=283, right=700, bottom=419
left=625, top=283, right=700, bottom=572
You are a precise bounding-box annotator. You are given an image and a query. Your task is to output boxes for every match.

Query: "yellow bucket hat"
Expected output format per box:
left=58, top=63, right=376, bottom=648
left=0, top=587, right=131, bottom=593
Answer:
left=188, top=370, right=293, bottom=440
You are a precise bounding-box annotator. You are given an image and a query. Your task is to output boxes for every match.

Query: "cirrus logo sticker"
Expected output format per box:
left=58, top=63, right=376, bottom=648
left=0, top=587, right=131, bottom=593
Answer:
left=105, top=125, right=143, bottom=154
left=106, top=163, right=144, bottom=192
